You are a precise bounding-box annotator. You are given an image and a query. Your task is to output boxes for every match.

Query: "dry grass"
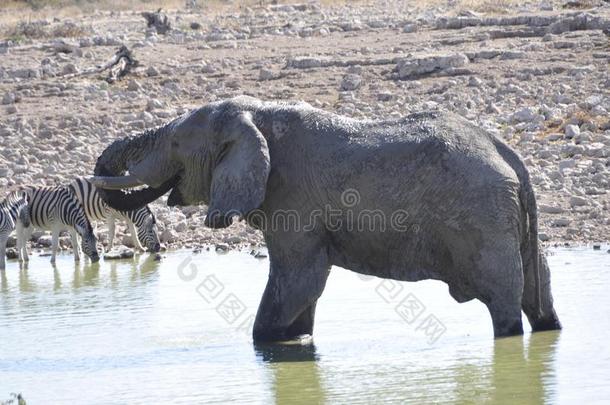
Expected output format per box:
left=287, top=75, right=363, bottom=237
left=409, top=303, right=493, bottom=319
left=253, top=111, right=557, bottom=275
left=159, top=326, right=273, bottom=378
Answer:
left=454, top=0, right=526, bottom=14
left=537, top=109, right=607, bottom=141
left=0, top=0, right=185, bottom=25
left=0, top=0, right=367, bottom=27
left=3, top=19, right=90, bottom=39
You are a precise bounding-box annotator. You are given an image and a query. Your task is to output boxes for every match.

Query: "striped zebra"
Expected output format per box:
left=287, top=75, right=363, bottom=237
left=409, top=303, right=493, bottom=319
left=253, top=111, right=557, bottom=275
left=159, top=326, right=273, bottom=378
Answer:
left=69, top=177, right=161, bottom=253
left=19, top=186, right=100, bottom=264
left=0, top=190, right=30, bottom=270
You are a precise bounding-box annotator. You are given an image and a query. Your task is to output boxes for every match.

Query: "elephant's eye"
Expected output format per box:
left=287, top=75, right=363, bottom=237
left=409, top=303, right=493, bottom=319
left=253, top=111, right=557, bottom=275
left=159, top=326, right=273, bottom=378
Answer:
left=171, top=140, right=179, bottom=148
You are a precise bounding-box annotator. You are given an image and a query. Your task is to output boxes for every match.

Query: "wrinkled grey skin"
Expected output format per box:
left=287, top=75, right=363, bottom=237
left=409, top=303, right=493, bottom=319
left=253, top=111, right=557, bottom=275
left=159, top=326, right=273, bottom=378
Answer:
left=94, top=96, right=561, bottom=343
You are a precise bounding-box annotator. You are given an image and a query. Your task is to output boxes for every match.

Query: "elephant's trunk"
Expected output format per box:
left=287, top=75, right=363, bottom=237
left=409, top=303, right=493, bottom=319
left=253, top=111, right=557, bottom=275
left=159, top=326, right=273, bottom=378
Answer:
left=94, top=130, right=179, bottom=211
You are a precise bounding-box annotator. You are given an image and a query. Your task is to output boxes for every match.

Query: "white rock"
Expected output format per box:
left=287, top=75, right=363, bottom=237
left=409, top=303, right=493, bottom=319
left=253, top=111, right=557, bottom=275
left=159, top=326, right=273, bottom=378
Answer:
left=545, top=133, right=562, bottom=142
left=174, top=221, right=187, bottom=233
left=558, top=159, right=576, bottom=171
left=552, top=218, right=571, bottom=227
left=341, top=74, right=362, bottom=91
left=511, top=107, right=543, bottom=124
left=584, top=95, right=603, bottom=109
left=2, top=92, right=16, bottom=105
left=146, top=66, right=159, bottom=77
left=468, top=76, right=482, bottom=87
left=224, top=236, right=242, bottom=244
left=564, top=124, right=580, bottom=139
left=215, top=243, right=229, bottom=252
left=62, top=63, right=79, bottom=75
left=146, top=98, right=163, bottom=111
left=258, top=68, right=278, bottom=81
left=37, top=235, right=53, bottom=247
left=287, top=57, right=324, bottom=69
left=127, top=79, right=142, bottom=91
left=104, top=246, right=135, bottom=260
left=0, top=167, right=12, bottom=178
left=402, top=23, right=418, bottom=33
left=396, top=53, right=469, bottom=79
left=569, top=196, right=587, bottom=207
left=539, top=204, right=564, bottom=214
left=160, top=228, right=178, bottom=243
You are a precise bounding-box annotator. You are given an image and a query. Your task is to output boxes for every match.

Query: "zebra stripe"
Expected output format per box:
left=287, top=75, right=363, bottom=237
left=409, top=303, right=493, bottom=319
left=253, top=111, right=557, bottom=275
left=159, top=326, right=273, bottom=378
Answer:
left=69, top=178, right=160, bottom=252
left=23, top=185, right=99, bottom=261
left=0, top=191, right=29, bottom=235
left=0, top=191, right=31, bottom=269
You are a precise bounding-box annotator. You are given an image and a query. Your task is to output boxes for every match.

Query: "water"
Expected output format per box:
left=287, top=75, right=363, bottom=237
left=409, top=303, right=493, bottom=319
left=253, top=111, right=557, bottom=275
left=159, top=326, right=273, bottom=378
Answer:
left=1, top=247, right=609, bottom=404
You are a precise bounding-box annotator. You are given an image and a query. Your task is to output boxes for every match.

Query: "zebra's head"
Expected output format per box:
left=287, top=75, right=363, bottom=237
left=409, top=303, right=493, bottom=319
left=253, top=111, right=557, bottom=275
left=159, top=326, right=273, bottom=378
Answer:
left=5, top=190, right=30, bottom=228
left=128, top=206, right=161, bottom=253
left=76, top=222, right=100, bottom=263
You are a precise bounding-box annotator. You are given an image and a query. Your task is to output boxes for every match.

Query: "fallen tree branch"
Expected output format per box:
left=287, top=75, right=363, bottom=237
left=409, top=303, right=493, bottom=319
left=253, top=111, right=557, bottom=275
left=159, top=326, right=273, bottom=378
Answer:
left=61, top=45, right=138, bottom=82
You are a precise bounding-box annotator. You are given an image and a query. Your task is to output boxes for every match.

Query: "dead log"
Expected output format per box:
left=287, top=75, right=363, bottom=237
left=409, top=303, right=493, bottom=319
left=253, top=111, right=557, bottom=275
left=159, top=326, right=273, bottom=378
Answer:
left=61, top=45, right=138, bottom=82
left=142, top=8, right=172, bottom=35
left=105, top=45, right=138, bottom=83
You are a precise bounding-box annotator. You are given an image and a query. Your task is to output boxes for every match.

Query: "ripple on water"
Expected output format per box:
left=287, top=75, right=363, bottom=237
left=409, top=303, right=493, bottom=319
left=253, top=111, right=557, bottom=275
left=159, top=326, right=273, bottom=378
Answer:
left=0, top=247, right=609, bottom=403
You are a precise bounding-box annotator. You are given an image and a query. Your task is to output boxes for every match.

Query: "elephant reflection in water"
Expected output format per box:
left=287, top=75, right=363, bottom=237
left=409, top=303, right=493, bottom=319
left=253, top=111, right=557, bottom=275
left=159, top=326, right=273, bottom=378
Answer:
left=256, top=344, right=325, bottom=405
left=258, top=332, right=559, bottom=403
left=452, top=331, right=559, bottom=404
left=488, top=332, right=559, bottom=404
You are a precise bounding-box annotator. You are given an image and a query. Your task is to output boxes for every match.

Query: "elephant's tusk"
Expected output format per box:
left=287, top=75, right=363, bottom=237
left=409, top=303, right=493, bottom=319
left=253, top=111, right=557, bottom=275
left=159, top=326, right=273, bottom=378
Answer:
left=88, top=175, right=145, bottom=190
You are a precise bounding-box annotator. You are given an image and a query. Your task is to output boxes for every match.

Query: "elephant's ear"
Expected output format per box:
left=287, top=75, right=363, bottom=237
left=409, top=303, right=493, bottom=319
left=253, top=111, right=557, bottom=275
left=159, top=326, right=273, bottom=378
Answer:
left=205, top=112, right=270, bottom=229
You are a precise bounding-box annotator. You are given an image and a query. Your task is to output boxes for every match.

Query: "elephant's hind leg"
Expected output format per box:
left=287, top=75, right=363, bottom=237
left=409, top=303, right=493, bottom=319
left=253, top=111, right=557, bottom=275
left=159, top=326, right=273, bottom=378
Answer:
left=522, top=252, right=562, bottom=332
left=253, top=235, right=330, bottom=344
left=475, top=239, right=525, bottom=338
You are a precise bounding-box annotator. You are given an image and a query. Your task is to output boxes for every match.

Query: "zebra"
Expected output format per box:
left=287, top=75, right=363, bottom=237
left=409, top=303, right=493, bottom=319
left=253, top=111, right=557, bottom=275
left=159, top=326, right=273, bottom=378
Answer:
left=69, top=177, right=161, bottom=253
left=0, top=190, right=30, bottom=270
left=19, top=185, right=100, bottom=264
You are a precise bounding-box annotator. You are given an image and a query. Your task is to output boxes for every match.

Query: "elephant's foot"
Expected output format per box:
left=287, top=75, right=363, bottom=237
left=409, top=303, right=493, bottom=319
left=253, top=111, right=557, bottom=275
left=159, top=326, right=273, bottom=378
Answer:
left=254, top=339, right=318, bottom=363
left=493, top=319, right=524, bottom=338
left=253, top=329, right=313, bottom=345
left=487, top=300, right=524, bottom=338
left=530, top=310, right=562, bottom=332
left=253, top=303, right=317, bottom=344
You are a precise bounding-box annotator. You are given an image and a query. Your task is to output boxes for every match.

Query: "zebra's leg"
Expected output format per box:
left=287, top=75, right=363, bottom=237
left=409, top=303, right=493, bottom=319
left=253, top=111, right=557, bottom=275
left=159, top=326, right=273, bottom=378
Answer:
left=50, top=226, right=60, bottom=264
left=107, top=216, right=115, bottom=250
left=70, top=229, right=81, bottom=262
left=20, top=226, right=31, bottom=263
left=16, top=223, right=24, bottom=263
left=128, top=222, right=145, bottom=252
left=0, top=232, right=8, bottom=270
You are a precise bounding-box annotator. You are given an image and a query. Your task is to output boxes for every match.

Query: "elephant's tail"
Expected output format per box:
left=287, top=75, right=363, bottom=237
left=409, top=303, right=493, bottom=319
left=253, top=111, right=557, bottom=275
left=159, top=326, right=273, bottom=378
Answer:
left=519, top=170, right=542, bottom=319
left=519, top=169, right=561, bottom=331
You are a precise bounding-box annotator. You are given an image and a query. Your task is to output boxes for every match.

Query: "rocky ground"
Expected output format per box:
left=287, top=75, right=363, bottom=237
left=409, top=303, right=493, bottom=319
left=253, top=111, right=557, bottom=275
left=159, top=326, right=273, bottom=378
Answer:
left=0, top=0, right=609, bottom=254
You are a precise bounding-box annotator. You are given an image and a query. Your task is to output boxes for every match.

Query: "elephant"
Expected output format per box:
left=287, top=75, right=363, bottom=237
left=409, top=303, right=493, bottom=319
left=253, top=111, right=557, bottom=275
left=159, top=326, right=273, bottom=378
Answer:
left=91, top=96, right=561, bottom=343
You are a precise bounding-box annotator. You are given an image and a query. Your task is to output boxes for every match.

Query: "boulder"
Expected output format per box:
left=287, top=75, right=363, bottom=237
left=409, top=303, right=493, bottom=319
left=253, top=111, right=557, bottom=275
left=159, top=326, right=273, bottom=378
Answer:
left=396, top=53, right=469, bottom=79
left=564, top=124, right=580, bottom=139
left=103, top=246, right=135, bottom=260
left=341, top=74, right=362, bottom=91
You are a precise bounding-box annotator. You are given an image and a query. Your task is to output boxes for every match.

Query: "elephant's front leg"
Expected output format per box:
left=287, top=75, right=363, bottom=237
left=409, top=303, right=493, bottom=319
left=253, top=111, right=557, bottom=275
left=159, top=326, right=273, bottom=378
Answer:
left=253, top=237, right=330, bottom=344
